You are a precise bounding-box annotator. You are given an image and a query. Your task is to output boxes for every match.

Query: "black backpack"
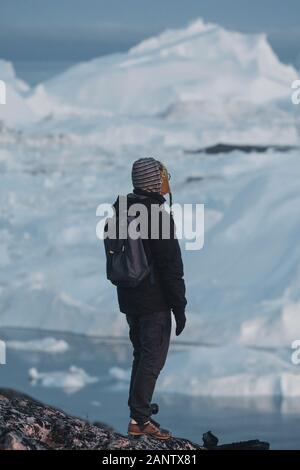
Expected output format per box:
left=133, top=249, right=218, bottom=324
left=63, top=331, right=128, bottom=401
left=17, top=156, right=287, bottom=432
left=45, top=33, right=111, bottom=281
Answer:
left=104, top=194, right=153, bottom=288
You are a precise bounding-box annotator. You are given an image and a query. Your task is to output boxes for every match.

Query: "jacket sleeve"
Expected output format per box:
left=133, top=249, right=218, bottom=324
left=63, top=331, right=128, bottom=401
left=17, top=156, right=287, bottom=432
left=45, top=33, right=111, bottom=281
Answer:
left=148, top=208, right=187, bottom=315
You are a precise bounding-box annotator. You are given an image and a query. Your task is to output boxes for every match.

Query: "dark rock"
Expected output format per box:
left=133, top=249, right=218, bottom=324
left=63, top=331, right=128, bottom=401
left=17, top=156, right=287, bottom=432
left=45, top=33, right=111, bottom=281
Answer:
left=185, top=142, right=296, bottom=155
left=0, top=389, right=202, bottom=450
left=216, top=440, right=270, bottom=450
left=185, top=175, right=205, bottom=183
left=185, top=175, right=221, bottom=183
left=0, top=389, right=270, bottom=450
left=203, top=430, right=219, bottom=448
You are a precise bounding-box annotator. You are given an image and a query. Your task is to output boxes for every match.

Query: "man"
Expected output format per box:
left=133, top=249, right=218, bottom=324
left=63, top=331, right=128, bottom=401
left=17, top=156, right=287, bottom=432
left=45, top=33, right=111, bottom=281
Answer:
left=113, top=157, right=187, bottom=439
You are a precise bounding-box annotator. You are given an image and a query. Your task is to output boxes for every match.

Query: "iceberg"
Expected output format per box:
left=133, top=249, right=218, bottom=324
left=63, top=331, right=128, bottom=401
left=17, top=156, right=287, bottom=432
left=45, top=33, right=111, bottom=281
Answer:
left=0, top=60, right=37, bottom=127
left=107, top=344, right=300, bottom=398
left=28, top=365, right=98, bottom=394
left=27, top=18, right=299, bottom=147
left=7, top=337, right=69, bottom=353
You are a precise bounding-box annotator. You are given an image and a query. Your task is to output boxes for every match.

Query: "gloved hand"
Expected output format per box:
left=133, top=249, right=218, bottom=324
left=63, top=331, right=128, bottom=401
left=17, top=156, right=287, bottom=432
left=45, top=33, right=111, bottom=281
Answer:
left=172, top=309, right=186, bottom=336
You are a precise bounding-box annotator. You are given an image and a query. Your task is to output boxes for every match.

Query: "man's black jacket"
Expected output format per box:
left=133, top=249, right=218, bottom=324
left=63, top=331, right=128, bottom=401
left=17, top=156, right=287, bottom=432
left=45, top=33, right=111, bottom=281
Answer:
left=113, top=188, right=187, bottom=317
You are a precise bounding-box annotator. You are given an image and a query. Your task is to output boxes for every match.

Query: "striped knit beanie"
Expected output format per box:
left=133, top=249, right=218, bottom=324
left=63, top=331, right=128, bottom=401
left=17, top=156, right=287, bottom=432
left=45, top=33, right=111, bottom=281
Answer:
left=131, top=157, right=162, bottom=193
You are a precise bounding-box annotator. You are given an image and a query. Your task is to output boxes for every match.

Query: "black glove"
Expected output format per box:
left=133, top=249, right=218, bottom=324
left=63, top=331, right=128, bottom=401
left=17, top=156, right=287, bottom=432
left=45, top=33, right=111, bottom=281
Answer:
left=172, top=309, right=186, bottom=336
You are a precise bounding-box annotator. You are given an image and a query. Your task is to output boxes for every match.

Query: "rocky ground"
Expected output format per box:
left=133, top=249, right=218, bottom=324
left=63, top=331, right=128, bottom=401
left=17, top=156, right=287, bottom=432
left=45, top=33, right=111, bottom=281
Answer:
left=0, top=389, right=269, bottom=450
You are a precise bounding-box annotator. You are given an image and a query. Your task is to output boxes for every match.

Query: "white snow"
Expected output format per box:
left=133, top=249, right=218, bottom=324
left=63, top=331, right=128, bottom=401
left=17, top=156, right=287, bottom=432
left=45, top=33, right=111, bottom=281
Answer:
left=0, top=18, right=300, bottom=398
left=0, top=60, right=30, bottom=94
left=108, top=344, right=300, bottom=398
left=0, top=60, right=37, bottom=127
left=7, top=337, right=69, bottom=353
left=28, top=366, right=98, bottom=393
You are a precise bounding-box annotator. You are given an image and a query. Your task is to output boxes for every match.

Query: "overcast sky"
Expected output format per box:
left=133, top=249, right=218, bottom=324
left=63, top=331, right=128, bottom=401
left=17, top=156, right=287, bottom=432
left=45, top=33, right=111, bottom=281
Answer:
left=1, top=0, right=299, bottom=67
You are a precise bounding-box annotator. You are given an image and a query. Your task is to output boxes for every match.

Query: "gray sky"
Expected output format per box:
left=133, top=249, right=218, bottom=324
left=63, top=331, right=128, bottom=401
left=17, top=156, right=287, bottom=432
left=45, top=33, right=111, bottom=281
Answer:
left=1, top=0, right=300, bottom=67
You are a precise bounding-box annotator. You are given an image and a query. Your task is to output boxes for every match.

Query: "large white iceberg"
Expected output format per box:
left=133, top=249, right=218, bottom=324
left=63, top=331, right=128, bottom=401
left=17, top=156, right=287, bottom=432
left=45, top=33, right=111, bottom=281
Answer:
left=27, top=19, right=299, bottom=146
left=37, top=19, right=296, bottom=115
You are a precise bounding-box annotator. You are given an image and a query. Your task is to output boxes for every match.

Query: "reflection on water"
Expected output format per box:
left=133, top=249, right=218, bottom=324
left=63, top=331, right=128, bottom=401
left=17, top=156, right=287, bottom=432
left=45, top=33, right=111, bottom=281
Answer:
left=1, top=327, right=300, bottom=449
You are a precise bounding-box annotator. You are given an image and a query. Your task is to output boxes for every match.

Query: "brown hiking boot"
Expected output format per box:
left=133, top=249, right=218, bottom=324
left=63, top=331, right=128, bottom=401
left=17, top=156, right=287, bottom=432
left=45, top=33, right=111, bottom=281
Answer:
left=128, top=419, right=172, bottom=440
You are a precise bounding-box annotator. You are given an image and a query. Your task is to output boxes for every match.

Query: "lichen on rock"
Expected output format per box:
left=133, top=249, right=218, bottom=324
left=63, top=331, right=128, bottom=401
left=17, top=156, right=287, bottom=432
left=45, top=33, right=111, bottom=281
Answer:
left=0, top=389, right=203, bottom=450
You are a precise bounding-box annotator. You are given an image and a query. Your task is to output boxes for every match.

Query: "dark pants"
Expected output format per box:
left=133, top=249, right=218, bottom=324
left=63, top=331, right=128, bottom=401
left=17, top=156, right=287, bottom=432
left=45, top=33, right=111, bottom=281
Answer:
left=125, top=310, right=172, bottom=425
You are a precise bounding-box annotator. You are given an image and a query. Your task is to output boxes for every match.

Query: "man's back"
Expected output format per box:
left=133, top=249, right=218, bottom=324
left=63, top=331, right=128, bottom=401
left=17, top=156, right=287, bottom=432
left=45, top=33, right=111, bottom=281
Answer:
left=114, top=187, right=187, bottom=318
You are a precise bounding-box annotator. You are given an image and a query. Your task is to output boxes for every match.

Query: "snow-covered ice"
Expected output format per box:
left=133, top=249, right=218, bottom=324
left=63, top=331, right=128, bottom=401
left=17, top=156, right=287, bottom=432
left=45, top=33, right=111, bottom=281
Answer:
left=24, top=19, right=299, bottom=148
left=28, top=366, right=98, bottom=393
left=7, top=337, right=69, bottom=353
left=0, top=60, right=37, bottom=127
left=109, top=345, right=300, bottom=398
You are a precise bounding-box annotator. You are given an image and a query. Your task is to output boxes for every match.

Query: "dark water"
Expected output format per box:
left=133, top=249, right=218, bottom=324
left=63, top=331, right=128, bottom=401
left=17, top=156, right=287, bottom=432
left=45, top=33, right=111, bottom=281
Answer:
left=1, top=327, right=300, bottom=450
